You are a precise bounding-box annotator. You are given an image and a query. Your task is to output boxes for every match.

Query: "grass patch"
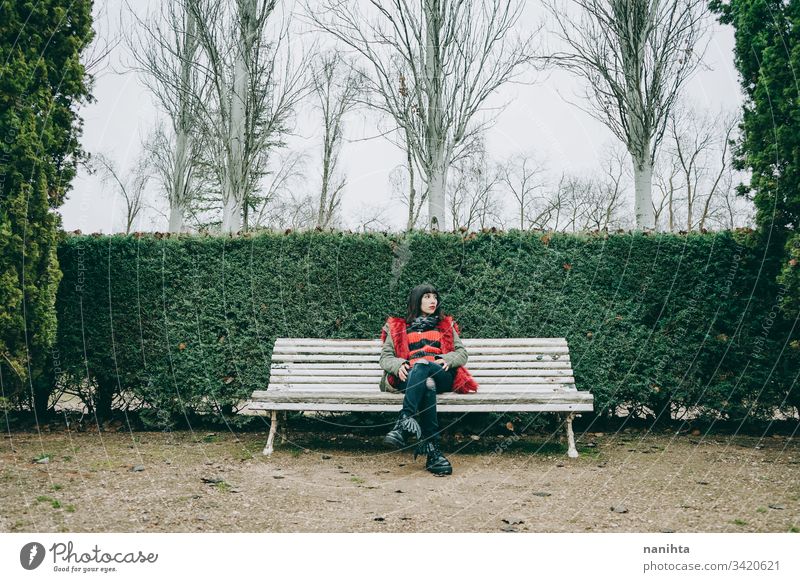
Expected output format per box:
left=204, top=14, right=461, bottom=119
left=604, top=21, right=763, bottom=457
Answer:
left=214, top=481, right=232, bottom=492
left=65, top=504, right=76, bottom=513
left=349, top=476, right=365, bottom=485
left=52, top=484, right=63, bottom=491
left=733, top=519, right=748, bottom=526
left=789, top=526, right=799, bottom=533
left=33, top=453, right=51, bottom=463
left=202, top=433, right=219, bottom=443
left=35, top=495, right=61, bottom=509
left=756, top=507, right=767, bottom=514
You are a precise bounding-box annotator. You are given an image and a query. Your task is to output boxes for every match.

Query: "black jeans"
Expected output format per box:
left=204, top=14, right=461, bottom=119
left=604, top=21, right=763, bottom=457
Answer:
left=394, top=360, right=454, bottom=443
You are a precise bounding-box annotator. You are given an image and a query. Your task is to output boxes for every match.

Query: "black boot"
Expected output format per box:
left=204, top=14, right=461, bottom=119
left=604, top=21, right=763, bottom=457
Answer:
left=383, top=412, right=422, bottom=448
left=413, top=440, right=453, bottom=475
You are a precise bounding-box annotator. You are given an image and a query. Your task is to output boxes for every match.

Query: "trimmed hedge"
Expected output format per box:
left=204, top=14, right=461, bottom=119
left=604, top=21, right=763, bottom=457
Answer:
left=47, top=229, right=798, bottom=428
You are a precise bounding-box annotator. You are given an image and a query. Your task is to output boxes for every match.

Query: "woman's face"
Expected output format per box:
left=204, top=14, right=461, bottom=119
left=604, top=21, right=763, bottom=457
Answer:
left=420, top=292, right=438, bottom=315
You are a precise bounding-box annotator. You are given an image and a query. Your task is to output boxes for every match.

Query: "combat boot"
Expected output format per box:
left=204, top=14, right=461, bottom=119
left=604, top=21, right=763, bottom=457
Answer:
left=414, top=440, right=453, bottom=475
left=383, top=412, right=422, bottom=448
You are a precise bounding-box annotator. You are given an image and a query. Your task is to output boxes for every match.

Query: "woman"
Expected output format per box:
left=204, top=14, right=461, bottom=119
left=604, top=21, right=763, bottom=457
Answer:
left=379, top=283, right=478, bottom=476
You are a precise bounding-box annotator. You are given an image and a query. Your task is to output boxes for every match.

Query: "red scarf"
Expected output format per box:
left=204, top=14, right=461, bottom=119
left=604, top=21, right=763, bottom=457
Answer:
left=381, top=315, right=479, bottom=394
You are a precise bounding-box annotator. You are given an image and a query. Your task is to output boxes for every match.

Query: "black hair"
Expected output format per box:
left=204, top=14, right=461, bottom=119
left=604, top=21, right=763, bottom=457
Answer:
left=405, top=283, right=444, bottom=323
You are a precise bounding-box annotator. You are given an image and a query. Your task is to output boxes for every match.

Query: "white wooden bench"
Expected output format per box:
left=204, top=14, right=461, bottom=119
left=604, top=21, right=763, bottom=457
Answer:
left=241, top=337, right=593, bottom=457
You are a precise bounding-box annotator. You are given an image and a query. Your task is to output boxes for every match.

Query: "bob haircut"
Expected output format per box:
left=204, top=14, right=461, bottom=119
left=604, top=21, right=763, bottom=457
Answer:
left=405, top=283, right=444, bottom=323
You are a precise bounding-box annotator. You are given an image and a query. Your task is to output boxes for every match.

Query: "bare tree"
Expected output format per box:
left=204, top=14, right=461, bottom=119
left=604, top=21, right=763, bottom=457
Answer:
left=188, top=0, right=311, bottom=233
left=389, top=165, right=427, bottom=231
left=711, top=161, right=752, bottom=230
left=83, top=1, right=121, bottom=84
left=352, top=202, right=393, bottom=232
left=660, top=104, right=741, bottom=231
left=92, top=153, right=150, bottom=234
left=669, top=105, right=714, bottom=231
left=307, top=0, right=538, bottom=231
left=123, top=0, right=206, bottom=232
left=555, top=173, right=594, bottom=231
left=589, top=144, right=630, bottom=230
left=310, top=51, right=363, bottom=229
left=447, top=143, right=504, bottom=230
left=543, top=0, right=710, bottom=229
left=249, top=150, right=309, bottom=229
left=499, top=152, right=548, bottom=229
left=653, top=146, right=681, bottom=231
left=544, top=155, right=629, bottom=233
left=694, top=110, right=737, bottom=231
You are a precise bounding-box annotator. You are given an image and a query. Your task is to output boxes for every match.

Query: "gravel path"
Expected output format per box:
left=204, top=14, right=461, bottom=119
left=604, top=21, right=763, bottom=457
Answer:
left=1, top=428, right=797, bottom=532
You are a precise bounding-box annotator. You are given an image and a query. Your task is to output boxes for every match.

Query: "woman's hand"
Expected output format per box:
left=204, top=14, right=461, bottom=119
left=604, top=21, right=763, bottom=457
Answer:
left=397, top=361, right=411, bottom=381
left=435, top=358, right=450, bottom=371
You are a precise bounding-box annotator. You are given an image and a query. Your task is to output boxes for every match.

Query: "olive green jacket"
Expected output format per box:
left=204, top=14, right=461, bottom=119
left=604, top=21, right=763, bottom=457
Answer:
left=378, top=321, right=469, bottom=393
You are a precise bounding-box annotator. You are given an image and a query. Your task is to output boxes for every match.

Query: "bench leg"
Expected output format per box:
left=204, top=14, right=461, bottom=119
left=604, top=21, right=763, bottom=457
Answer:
left=263, top=410, right=278, bottom=456
left=279, top=410, right=288, bottom=443
left=564, top=412, right=579, bottom=458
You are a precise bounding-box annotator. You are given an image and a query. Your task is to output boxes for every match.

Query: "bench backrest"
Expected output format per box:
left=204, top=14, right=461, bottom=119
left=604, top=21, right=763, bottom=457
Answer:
left=269, top=338, right=576, bottom=393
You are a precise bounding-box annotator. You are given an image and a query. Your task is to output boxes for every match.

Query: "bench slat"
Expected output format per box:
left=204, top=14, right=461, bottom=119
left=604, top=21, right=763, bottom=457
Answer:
left=260, top=390, right=577, bottom=398
left=270, top=361, right=573, bottom=370
left=270, top=368, right=575, bottom=378
left=270, top=369, right=575, bottom=384
left=271, top=354, right=571, bottom=363
left=253, top=386, right=578, bottom=396
left=274, top=338, right=569, bottom=347
left=272, top=345, right=570, bottom=355
left=246, top=404, right=591, bottom=414
left=266, top=375, right=576, bottom=384
left=247, top=391, right=592, bottom=404
left=256, top=382, right=578, bottom=392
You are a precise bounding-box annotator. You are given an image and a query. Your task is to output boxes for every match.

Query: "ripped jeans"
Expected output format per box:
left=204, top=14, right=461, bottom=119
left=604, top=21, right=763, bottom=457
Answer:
left=394, top=360, right=455, bottom=443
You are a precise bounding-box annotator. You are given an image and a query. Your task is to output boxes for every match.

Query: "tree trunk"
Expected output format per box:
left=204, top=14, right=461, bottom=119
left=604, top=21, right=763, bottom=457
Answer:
left=221, top=190, right=242, bottom=232
left=222, top=0, right=252, bottom=234
left=405, top=137, right=417, bottom=232
left=633, top=157, right=655, bottom=230
left=168, top=205, right=184, bottom=232
left=169, top=7, right=195, bottom=234
left=318, top=131, right=331, bottom=228
left=424, top=0, right=445, bottom=231
left=668, top=180, right=674, bottom=232
left=427, top=158, right=447, bottom=231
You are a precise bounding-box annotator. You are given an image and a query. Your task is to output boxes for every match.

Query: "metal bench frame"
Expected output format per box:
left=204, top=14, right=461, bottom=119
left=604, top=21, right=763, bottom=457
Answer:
left=242, top=337, right=594, bottom=457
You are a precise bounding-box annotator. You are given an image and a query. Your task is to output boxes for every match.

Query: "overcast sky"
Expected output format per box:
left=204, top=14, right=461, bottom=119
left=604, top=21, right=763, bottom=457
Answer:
left=59, top=0, right=744, bottom=234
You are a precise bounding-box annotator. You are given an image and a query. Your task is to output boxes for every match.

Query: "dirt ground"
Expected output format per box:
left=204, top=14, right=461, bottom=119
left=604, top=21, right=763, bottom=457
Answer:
left=1, top=423, right=798, bottom=533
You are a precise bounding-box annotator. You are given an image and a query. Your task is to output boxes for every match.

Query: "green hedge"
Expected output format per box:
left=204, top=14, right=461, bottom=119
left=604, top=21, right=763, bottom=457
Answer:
left=46, top=229, right=798, bottom=428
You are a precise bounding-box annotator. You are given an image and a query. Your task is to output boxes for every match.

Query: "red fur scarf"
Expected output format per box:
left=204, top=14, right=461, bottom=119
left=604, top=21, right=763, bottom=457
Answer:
left=381, top=315, right=478, bottom=394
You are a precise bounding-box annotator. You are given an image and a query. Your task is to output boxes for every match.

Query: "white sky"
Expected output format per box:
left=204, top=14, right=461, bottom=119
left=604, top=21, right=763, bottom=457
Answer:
left=59, top=1, right=744, bottom=234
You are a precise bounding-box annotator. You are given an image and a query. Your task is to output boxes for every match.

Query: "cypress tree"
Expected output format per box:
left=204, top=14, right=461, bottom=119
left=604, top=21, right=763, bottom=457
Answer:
left=0, top=1, right=94, bottom=417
